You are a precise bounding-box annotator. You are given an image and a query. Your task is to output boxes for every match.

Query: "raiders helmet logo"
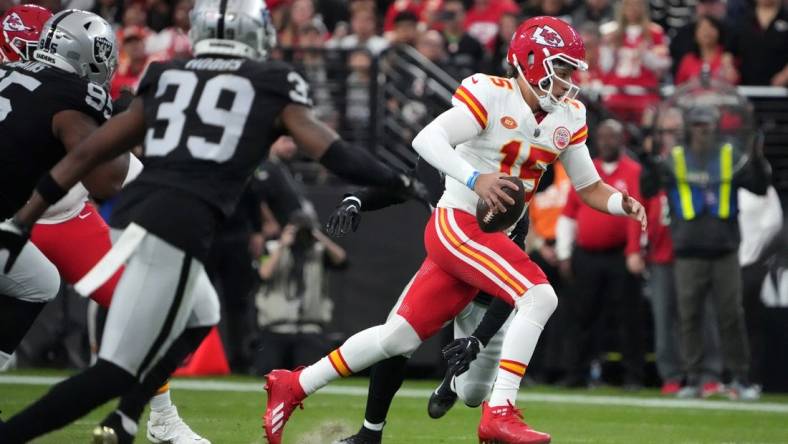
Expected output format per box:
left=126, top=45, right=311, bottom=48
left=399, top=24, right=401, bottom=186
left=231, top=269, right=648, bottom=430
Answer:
left=553, top=126, right=571, bottom=150
left=2, top=13, right=29, bottom=32
left=532, top=25, right=565, bottom=48
left=93, top=36, right=113, bottom=62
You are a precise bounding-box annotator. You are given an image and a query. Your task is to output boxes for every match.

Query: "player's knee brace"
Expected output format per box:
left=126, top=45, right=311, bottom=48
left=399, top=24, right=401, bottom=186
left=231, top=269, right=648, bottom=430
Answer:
left=516, top=284, right=558, bottom=330
left=376, top=315, right=422, bottom=358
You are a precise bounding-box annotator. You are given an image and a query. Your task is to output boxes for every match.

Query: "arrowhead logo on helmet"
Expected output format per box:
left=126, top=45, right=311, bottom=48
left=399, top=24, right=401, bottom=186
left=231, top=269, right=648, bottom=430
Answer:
left=2, top=13, right=30, bottom=32
left=531, top=26, right=565, bottom=48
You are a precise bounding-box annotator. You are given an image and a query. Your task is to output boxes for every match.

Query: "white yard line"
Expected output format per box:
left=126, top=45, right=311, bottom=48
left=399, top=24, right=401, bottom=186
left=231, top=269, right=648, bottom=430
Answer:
left=2, top=374, right=787, bottom=414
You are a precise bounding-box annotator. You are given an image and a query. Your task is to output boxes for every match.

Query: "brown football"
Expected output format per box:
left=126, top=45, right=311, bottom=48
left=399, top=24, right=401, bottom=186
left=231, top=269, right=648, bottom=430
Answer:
left=475, top=176, right=526, bottom=233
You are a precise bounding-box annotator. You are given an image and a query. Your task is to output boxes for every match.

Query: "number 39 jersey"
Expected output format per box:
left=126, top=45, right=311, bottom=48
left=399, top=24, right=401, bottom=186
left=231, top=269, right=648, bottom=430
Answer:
left=0, top=61, right=112, bottom=220
left=111, top=56, right=311, bottom=260
left=437, top=74, right=599, bottom=217
left=133, top=57, right=311, bottom=217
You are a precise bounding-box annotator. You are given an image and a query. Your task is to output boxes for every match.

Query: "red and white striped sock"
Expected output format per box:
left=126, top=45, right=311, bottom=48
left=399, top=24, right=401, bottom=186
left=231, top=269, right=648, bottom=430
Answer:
left=299, top=326, right=387, bottom=395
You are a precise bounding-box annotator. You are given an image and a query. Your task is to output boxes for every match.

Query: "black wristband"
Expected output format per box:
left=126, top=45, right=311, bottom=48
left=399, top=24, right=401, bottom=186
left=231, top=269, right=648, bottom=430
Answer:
left=35, top=173, right=68, bottom=205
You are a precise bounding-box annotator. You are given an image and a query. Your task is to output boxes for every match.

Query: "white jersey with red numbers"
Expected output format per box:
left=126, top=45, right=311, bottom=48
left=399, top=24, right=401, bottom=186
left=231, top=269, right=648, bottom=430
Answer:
left=436, top=74, right=598, bottom=218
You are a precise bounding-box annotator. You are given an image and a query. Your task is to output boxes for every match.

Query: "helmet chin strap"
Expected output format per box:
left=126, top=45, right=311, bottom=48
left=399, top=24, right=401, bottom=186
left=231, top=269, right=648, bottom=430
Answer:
left=512, top=54, right=560, bottom=113
left=528, top=80, right=559, bottom=113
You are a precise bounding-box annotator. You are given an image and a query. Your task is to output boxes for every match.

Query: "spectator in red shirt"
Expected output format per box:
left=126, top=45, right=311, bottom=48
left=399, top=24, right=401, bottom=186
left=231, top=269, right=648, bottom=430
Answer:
left=464, top=0, right=519, bottom=50
left=555, top=119, right=645, bottom=388
left=383, top=0, right=442, bottom=33
left=675, top=16, right=739, bottom=85
left=110, top=29, right=149, bottom=100
left=599, top=0, right=671, bottom=123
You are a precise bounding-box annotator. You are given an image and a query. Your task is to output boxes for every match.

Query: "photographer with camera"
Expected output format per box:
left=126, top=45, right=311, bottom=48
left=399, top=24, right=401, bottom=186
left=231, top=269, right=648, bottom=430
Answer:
left=252, top=210, right=348, bottom=376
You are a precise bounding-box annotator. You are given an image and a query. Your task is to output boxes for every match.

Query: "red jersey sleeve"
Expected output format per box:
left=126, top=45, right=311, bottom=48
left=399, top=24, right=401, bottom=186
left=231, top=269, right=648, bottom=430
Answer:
left=624, top=160, right=644, bottom=256
left=562, top=185, right=581, bottom=219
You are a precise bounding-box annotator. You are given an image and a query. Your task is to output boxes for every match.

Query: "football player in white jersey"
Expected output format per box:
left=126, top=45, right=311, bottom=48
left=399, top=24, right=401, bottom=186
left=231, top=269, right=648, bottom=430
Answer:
left=264, top=16, right=647, bottom=444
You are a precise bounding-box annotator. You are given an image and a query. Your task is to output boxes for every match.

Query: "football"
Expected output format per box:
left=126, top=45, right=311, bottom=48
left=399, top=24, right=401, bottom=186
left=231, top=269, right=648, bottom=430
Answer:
left=475, top=176, right=526, bottom=233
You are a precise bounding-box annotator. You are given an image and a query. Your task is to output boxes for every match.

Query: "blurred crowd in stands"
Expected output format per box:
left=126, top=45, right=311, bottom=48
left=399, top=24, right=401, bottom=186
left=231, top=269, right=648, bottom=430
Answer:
left=0, top=0, right=784, bottom=110
left=0, top=0, right=783, bottom=118
left=3, top=0, right=788, bottom=396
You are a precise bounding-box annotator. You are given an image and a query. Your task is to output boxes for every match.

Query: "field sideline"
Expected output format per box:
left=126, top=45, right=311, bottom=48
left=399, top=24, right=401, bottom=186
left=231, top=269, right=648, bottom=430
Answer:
left=2, top=371, right=787, bottom=443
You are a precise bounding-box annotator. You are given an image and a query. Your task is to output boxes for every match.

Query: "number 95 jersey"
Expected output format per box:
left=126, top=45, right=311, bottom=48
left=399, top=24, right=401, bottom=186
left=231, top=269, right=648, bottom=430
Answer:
left=437, top=74, right=598, bottom=217
left=0, top=61, right=112, bottom=220
left=134, top=57, right=312, bottom=218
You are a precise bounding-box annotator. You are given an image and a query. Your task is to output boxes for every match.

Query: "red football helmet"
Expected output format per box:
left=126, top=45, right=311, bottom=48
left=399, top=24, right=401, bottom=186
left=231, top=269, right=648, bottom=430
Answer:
left=507, top=16, right=587, bottom=111
left=0, top=4, right=53, bottom=62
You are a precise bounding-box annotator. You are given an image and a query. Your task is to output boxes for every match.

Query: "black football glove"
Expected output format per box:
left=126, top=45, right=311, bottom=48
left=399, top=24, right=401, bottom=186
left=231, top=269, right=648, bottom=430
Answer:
left=0, top=217, right=31, bottom=273
left=442, top=336, right=482, bottom=377
left=395, top=174, right=431, bottom=207
left=325, top=195, right=362, bottom=237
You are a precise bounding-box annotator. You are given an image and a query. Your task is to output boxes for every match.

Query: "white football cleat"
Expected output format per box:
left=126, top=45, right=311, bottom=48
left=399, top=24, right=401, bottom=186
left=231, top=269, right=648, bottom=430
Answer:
left=146, top=405, right=211, bottom=444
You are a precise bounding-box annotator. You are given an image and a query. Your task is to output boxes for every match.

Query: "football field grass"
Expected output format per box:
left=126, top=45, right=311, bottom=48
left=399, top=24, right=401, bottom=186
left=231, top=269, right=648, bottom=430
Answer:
left=2, top=370, right=788, bottom=443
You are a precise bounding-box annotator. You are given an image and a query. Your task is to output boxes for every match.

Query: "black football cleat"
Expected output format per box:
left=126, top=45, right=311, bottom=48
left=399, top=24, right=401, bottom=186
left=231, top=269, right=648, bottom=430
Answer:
left=332, top=426, right=382, bottom=444
left=428, top=372, right=458, bottom=419
left=92, top=426, right=119, bottom=444
left=93, top=412, right=133, bottom=444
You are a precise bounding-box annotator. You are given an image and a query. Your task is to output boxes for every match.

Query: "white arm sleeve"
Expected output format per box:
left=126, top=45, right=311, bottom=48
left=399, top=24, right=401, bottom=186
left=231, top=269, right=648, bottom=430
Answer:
left=555, top=215, right=577, bottom=261
left=122, top=153, right=144, bottom=187
left=411, top=106, right=482, bottom=186
left=560, top=144, right=601, bottom=190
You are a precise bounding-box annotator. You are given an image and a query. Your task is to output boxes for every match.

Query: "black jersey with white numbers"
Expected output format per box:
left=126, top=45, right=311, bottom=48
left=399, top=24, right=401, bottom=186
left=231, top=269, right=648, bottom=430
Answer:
left=110, top=56, right=312, bottom=260
left=0, top=61, right=112, bottom=219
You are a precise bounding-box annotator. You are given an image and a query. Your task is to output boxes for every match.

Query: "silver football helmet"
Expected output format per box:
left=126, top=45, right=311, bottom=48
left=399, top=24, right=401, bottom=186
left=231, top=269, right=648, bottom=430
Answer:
left=32, top=9, right=117, bottom=87
left=190, top=0, right=276, bottom=61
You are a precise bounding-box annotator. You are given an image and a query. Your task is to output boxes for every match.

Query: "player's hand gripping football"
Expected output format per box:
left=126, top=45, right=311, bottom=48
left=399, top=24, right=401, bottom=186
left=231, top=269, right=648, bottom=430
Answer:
left=325, top=196, right=361, bottom=237
left=474, top=172, right=518, bottom=214
left=0, top=218, right=31, bottom=273
left=622, top=190, right=648, bottom=231
left=442, top=336, right=482, bottom=377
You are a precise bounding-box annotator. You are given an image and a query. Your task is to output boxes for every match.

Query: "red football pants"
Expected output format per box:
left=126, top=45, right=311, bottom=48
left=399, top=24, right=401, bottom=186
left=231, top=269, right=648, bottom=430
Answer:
left=30, top=203, right=121, bottom=308
left=396, top=208, right=548, bottom=339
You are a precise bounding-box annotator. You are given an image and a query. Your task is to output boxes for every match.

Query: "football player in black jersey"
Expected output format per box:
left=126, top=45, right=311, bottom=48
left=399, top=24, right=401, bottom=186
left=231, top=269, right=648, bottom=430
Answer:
left=0, top=9, right=128, bottom=372
left=0, top=0, right=426, bottom=442
left=0, top=7, right=212, bottom=443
